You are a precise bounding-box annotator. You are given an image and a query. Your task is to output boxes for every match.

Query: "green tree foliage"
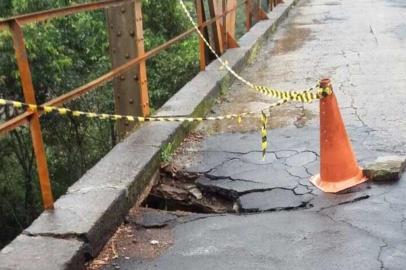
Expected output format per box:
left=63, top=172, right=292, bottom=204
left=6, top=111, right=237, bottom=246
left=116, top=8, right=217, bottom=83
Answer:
left=0, top=0, right=115, bottom=247
left=143, top=0, right=199, bottom=108
left=0, top=0, right=198, bottom=248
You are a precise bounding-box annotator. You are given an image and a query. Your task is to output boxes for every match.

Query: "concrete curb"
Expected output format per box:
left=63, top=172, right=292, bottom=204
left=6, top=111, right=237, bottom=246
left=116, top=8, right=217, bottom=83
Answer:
left=0, top=1, right=298, bottom=269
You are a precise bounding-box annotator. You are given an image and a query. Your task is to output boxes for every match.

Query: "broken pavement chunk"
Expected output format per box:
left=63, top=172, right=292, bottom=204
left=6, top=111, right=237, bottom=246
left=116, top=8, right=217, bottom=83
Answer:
left=363, top=156, right=406, bottom=182
left=184, top=184, right=203, bottom=200
left=128, top=208, right=177, bottom=228
left=237, top=189, right=313, bottom=213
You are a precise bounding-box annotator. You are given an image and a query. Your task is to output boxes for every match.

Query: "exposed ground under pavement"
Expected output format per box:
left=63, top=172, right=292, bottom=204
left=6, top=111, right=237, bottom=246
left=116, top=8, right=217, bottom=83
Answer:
left=92, top=0, right=406, bottom=269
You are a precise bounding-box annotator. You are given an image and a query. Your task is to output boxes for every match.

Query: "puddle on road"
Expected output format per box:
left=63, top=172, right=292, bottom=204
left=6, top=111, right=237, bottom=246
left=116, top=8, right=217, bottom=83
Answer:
left=194, top=8, right=320, bottom=135
left=198, top=91, right=317, bottom=135
left=269, top=27, right=313, bottom=55
left=200, top=106, right=316, bottom=134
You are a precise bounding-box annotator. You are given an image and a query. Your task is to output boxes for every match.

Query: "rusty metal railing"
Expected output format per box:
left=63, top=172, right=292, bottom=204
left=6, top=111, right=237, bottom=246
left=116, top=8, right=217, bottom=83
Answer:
left=0, top=0, right=282, bottom=210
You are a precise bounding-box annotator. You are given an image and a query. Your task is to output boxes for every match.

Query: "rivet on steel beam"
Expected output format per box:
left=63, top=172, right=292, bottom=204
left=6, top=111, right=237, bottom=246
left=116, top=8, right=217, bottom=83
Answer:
left=110, top=23, right=114, bottom=29
left=133, top=76, right=139, bottom=81
left=117, top=31, right=122, bottom=37
left=120, top=75, right=125, bottom=81
left=125, top=53, right=130, bottom=59
left=121, top=7, right=126, bottom=13
left=129, top=30, right=135, bottom=36
left=129, top=99, right=134, bottom=104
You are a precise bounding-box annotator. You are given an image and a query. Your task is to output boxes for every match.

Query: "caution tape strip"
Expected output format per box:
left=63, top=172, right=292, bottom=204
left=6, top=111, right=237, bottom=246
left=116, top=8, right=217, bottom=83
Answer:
left=261, top=111, right=268, bottom=160
left=0, top=98, right=290, bottom=159
left=0, top=98, right=287, bottom=123
left=254, top=85, right=329, bottom=103
left=178, top=0, right=332, bottom=102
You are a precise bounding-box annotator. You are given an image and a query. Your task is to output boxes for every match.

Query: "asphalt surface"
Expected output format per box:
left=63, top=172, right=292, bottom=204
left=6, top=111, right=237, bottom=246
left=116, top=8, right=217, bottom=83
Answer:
left=102, top=0, right=406, bottom=269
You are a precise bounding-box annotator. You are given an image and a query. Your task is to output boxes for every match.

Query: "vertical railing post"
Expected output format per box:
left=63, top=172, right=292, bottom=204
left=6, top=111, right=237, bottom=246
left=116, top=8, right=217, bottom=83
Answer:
left=222, top=0, right=227, bottom=50
left=225, top=0, right=239, bottom=49
left=9, top=21, right=54, bottom=210
left=106, top=0, right=149, bottom=139
left=134, top=0, right=149, bottom=117
left=107, top=3, right=141, bottom=138
left=226, top=0, right=237, bottom=38
left=208, top=0, right=224, bottom=55
left=259, top=0, right=262, bottom=14
left=254, top=0, right=269, bottom=21
left=245, top=0, right=253, bottom=31
left=195, top=0, right=209, bottom=70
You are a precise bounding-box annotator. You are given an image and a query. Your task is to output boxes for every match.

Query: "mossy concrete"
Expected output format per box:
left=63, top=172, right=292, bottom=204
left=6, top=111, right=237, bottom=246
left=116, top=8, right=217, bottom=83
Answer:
left=0, top=1, right=300, bottom=269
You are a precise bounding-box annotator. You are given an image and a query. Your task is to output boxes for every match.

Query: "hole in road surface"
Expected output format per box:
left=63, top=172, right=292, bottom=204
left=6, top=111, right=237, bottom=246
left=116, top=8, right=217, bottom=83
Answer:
left=142, top=164, right=235, bottom=214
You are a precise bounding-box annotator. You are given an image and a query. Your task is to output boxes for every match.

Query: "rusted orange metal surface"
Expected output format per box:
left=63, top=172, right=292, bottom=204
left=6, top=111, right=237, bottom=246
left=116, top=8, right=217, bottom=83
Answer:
left=245, top=0, right=253, bottom=31
left=209, top=0, right=225, bottom=55
left=134, top=0, right=149, bottom=117
left=0, top=0, right=133, bottom=31
left=223, top=0, right=239, bottom=49
left=256, top=0, right=270, bottom=21
left=106, top=1, right=149, bottom=138
left=222, top=0, right=227, bottom=49
left=196, top=0, right=209, bottom=70
left=225, top=0, right=237, bottom=40
left=0, top=16, right=221, bottom=134
left=1, top=0, right=248, bottom=133
left=9, top=21, right=54, bottom=209
left=0, top=0, right=283, bottom=210
left=0, top=111, right=33, bottom=134
left=107, top=2, right=140, bottom=138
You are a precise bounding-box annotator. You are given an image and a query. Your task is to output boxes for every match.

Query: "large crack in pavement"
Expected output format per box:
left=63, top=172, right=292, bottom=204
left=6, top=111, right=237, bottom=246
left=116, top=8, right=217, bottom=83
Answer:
left=145, top=121, right=399, bottom=215
left=378, top=243, right=388, bottom=270
left=318, top=209, right=388, bottom=270
left=145, top=127, right=405, bottom=216
left=236, top=188, right=313, bottom=213
left=85, top=0, right=406, bottom=268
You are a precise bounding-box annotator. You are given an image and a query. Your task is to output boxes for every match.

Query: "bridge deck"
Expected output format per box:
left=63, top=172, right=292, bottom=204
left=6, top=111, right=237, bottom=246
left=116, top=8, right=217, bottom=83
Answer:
left=97, top=0, right=406, bottom=269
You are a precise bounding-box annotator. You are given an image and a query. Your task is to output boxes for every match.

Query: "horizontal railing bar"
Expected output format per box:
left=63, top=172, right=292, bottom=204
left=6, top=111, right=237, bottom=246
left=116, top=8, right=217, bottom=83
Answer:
left=0, top=0, right=133, bottom=31
left=44, top=2, right=246, bottom=106
left=0, top=111, right=33, bottom=134
left=0, top=0, right=247, bottom=135
left=44, top=33, right=195, bottom=107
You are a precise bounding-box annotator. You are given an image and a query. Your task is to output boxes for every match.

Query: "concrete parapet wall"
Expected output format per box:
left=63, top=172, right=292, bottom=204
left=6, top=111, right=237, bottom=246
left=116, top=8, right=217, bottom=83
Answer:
left=0, top=1, right=298, bottom=269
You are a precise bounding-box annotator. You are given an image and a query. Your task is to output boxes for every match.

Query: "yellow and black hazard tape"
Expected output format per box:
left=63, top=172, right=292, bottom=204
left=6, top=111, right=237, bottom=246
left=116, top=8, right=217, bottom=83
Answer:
left=0, top=98, right=287, bottom=123
left=254, top=85, right=333, bottom=103
left=178, top=0, right=333, bottom=102
left=0, top=98, right=291, bottom=159
left=261, top=111, right=268, bottom=160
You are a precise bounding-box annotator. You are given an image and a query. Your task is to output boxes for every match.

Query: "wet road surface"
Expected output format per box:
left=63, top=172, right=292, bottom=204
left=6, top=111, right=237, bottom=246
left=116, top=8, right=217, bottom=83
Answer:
left=98, top=0, right=406, bottom=269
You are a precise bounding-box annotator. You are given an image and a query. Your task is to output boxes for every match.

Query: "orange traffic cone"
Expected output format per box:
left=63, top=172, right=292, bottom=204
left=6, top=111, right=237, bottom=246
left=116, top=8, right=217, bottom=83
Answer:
left=310, top=79, right=367, bottom=193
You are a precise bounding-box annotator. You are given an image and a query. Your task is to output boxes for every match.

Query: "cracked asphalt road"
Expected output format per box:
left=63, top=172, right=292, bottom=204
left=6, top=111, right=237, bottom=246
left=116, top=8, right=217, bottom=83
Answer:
left=101, top=0, right=406, bottom=269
